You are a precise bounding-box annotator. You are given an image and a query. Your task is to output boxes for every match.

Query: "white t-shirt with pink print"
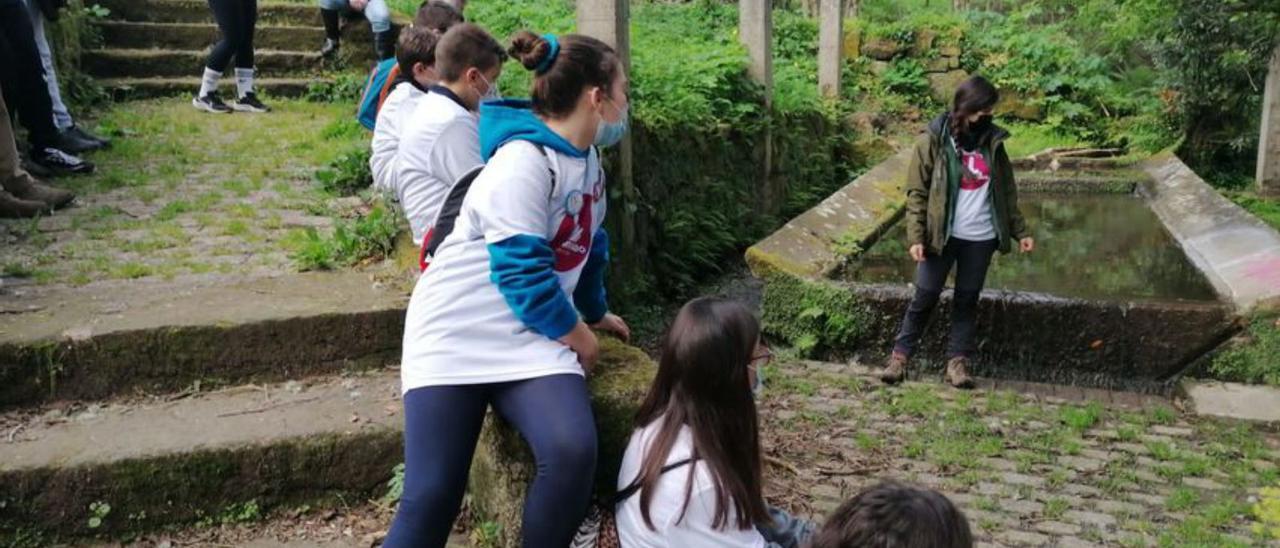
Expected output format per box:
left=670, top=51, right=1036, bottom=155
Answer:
left=950, top=138, right=997, bottom=242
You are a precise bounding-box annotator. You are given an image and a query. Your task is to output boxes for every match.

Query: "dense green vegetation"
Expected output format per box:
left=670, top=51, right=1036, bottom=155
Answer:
left=376, top=0, right=1280, bottom=320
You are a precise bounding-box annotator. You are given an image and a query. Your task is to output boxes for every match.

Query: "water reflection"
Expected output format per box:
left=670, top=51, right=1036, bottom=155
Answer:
left=848, top=193, right=1218, bottom=302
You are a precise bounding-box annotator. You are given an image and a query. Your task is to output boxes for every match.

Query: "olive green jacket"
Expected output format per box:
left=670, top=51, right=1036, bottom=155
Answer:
left=905, top=115, right=1029, bottom=255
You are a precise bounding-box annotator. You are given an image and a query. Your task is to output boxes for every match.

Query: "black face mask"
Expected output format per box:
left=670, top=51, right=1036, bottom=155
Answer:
left=970, top=115, right=994, bottom=135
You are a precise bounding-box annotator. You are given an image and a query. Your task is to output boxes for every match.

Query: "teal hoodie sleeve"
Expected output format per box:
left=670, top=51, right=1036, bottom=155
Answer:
left=488, top=235, right=580, bottom=339
left=573, top=228, right=610, bottom=323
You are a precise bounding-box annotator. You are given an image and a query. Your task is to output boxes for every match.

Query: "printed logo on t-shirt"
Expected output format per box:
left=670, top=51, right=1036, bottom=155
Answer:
left=959, top=150, right=991, bottom=191
left=550, top=191, right=593, bottom=271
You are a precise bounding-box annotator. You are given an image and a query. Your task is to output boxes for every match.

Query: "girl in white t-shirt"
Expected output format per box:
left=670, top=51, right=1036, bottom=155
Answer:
left=616, top=297, right=814, bottom=548
left=384, top=31, right=631, bottom=548
left=395, top=23, right=506, bottom=248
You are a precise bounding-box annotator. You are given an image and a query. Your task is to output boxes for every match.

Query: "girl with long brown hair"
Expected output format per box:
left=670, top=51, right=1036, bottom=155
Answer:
left=615, top=297, right=813, bottom=547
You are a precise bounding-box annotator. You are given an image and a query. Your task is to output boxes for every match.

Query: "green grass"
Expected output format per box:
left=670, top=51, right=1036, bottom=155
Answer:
left=1209, top=312, right=1280, bottom=387
left=0, top=99, right=370, bottom=285
left=1166, top=487, right=1201, bottom=512
left=1002, top=121, right=1089, bottom=159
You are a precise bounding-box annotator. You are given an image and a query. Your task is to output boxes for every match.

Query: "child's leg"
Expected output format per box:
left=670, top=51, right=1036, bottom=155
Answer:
left=364, top=0, right=392, bottom=33
left=383, top=384, right=490, bottom=548
left=947, top=239, right=999, bottom=358
left=892, top=243, right=959, bottom=357
left=491, top=374, right=598, bottom=548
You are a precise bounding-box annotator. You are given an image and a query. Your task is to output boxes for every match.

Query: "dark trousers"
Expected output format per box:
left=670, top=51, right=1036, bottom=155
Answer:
left=384, top=374, right=598, bottom=548
left=206, top=0, right=257, bottom=71
left=893, top=237, right=999, bottom=359
left=0, top=0, right=59, bottom=150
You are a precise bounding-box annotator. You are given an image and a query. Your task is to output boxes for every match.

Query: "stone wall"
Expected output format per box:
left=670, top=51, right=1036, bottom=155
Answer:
left=846, top=23, right=1043, bottom=121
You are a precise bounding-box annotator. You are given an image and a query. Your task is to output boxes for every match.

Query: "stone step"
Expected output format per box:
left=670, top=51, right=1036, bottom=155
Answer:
left=101, top=76, right=325, bottom=99
left=82, top=48, right=324, bottom=78
left=0, top=272, right=406, bottom=410
left=94, top=20, right=378, bottom=56
left=97, top=0, right=326, bottom=26
left=0, top=370, right=404, bottom=539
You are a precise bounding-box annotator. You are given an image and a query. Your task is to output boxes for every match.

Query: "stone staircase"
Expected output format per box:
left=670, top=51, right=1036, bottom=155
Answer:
left=87, top=0, right=398, bottom=99
left=0, top=272, right=410, bottom=541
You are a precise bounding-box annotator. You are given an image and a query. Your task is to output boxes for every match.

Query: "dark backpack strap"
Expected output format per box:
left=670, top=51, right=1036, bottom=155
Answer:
left=423, top=144, right=558, bottom=259
left=610, top=458, right=695, bottom=506
left=423, top=164, right=485, bottom=259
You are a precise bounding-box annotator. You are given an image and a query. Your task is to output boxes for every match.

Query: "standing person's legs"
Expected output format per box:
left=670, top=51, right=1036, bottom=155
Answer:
left=317, top=0, right=344, bottom=57
left=491, top=374, right=598, bottom=548
left=364, top=0, right=394, bottom=60
left=0, top=0, right=59, bottom=151
left=0, top=91, right=74, bottom=216
left=22, top=0, right=72, bottom=131
left=230, top=0, right=269, bottom=111
left=892, top=243, right=959, bottom=358
left=946, top=239, right=999, bottom=359
left=383, top=384, right=490, bottom=548
left=196, top=0, right=241, bottom=110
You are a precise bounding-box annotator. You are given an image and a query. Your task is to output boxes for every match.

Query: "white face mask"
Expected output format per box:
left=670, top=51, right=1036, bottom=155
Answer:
left=477, top=73, right=502, bottom=105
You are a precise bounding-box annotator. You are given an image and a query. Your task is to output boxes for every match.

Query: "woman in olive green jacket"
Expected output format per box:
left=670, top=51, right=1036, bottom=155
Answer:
left=880, top=75, right=1034, bottom=389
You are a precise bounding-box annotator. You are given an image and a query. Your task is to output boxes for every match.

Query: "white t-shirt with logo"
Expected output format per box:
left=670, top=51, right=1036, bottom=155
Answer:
left=400, top=141, right=607, bottom=391
left=395, top=91, right=483, bottom=247
left=370, top=83, right=426, bottom=195
left=615, top=420, right=768, bottom=547
left=950, top=141, right=997, bottom=241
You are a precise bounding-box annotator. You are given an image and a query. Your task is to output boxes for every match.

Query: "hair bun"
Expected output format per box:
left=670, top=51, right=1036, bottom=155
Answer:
left=508, top=30, right=550, bottom=71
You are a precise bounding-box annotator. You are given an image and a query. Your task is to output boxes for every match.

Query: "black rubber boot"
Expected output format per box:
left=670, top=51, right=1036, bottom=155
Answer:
left=374, top=30, right=395, bottom=61
left=320, top=9, right=341, bottom=58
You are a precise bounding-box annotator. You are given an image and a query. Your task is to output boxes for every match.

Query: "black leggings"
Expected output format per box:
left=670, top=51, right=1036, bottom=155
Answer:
left=206, top=0, right=257, bottom=72
left=893, top=237, right=999, bottom=359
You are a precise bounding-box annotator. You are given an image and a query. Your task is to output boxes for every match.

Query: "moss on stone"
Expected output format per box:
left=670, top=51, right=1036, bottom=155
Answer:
left=0, top=430, right=401, bottom=538
left=466, top=338, right=656, bottom=548
left=758, top=268, right=874, bottom=359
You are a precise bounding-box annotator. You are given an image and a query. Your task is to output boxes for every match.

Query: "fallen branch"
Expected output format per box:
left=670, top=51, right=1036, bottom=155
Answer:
left=815, top=465, right=875, bottom=477
left=765, top=454, right=802, bottom=477
left=216, top=396, right=320, bottom=418
left=6, top=424, right=24, bottom=443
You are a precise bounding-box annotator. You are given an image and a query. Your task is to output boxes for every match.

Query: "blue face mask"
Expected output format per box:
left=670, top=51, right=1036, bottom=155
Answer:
left=593, top=100, right=629, bottom=148
left=750, top=364, right=764, bottom=399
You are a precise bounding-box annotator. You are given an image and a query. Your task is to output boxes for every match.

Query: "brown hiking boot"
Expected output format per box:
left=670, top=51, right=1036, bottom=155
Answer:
left=945, top=356, right=975, bottom=389
left=879, top=352, right=909, bottom=385
left=3, top=172, right=74, bottom=210
left=0, top=190, right=46, bottom=218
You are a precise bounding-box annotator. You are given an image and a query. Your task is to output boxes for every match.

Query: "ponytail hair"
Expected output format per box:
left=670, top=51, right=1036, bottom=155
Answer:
left=949, top=75, right=999, bottom=138
left=508, top=31, right=620, bottom=119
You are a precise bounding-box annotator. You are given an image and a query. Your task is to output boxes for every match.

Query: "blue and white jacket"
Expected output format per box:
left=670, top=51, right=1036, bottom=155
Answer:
left=400, top=99, right=610, bottom=391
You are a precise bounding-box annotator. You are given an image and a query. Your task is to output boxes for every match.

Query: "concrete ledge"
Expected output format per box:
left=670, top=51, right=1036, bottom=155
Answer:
left=0, top=272, right=408, bottom=409
left=843, top=283, right=1237, bottom=392
left=747, top=147, right=910, bottom=279
left=1181, top=379, right=1280, bottom=422
left=1141, top=153, right=1280, bottom=313
left=468, top=338, right=655, bottom=548
left=83, top=49, right=324, bottom=78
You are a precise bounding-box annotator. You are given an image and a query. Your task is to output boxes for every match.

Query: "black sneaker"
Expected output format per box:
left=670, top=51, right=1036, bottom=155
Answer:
left=192, top=92, right=232, bottom=114
left=31, top=147, right=95, bottom=176
left=232, top=93, right=271, bottom=113
left=68, top=125, right=111, bottom=150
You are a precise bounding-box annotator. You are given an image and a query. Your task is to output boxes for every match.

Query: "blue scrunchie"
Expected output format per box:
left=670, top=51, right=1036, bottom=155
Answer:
left=534, top=33, right=560, bottom=74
